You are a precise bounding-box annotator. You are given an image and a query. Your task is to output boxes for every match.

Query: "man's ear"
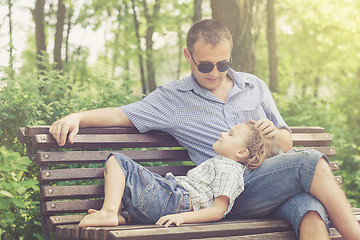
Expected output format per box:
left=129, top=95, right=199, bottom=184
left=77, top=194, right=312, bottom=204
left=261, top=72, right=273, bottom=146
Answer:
left=235, top=148, right=249, bottom=159
left=184, top=48, right=192, bottom=64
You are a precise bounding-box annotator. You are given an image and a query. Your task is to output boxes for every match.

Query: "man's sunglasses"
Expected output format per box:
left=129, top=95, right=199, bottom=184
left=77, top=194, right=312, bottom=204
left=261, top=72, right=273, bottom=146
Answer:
left=189, top=50, right=232, bottom=73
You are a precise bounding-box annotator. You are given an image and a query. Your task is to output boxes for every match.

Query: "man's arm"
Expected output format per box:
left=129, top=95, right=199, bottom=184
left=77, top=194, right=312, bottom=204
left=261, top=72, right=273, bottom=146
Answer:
left=155, top=195, right=229, bottom=227
left=251, top=118, right=293, bottom=152
left=49, top=107, right=134, bottom=146
left=273, top=127, right=293, bottom=152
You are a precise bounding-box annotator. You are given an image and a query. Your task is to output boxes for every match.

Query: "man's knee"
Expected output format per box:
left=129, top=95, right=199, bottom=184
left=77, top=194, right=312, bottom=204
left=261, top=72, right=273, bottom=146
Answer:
left=299, top=211, right=329, bottom=239
left=301, top=210, right=325, bottom=225
left=316, top=157, right=332, bottom=174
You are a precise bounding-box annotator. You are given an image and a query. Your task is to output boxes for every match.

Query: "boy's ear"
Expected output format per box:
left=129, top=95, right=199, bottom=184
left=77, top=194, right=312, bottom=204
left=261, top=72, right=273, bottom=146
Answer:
left=235, top=148, right=249, bottom=159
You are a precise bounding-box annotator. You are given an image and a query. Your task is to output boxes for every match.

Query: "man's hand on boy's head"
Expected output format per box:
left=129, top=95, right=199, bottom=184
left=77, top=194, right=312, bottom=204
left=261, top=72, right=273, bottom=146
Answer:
left=250, top=118, right=277, bottom=139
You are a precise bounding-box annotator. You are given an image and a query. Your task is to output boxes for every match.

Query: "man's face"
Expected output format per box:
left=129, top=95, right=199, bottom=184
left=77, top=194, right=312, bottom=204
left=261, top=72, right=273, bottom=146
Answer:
left=184, top=39, right=232, bottom=92
left=212, top=123, right=250, bottom=161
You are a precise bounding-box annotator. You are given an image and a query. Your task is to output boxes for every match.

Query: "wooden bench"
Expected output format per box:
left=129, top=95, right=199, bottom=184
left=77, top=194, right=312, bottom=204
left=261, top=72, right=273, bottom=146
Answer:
left=17, top=126, right=360, bottom=240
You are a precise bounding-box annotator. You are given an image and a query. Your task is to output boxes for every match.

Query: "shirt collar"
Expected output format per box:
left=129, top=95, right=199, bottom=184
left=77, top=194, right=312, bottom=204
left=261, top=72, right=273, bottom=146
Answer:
left=215, top=155, right=246, bottom=168
left=177, top=68, right=254, bottom=92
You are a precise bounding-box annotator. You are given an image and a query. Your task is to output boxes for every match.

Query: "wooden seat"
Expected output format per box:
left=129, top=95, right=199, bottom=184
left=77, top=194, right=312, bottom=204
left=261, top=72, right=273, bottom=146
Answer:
left=17, top=126, right=359, bottom=240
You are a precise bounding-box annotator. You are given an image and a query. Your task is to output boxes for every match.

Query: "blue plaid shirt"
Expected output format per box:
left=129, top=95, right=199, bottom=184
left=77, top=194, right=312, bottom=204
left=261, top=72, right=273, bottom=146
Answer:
left=121, top=68, right=289, bottom=165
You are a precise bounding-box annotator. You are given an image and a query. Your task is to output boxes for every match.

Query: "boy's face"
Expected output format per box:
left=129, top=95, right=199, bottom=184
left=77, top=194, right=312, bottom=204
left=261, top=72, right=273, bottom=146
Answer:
left=212, top=123, right=251, bottom=161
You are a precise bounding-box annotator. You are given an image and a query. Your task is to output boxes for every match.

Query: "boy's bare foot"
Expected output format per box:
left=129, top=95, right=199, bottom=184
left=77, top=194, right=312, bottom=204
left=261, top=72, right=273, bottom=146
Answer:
left=86, top=209, right=127, bottom=225
left=78, top=209, right=123, bottom=227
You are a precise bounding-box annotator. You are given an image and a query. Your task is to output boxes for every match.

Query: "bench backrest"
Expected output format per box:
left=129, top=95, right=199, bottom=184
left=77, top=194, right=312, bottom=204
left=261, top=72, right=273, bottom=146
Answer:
left=17, top=126, right=340, bottom=232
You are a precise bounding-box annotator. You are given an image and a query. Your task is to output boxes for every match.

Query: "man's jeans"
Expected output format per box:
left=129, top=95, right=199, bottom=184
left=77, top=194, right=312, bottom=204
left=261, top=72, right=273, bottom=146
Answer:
left=228, top=148, right=330, bottom=237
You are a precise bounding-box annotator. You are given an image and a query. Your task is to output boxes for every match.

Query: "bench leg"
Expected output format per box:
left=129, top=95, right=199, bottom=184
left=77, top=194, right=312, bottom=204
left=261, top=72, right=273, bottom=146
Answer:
left=40, top=199, right=51, bottom=240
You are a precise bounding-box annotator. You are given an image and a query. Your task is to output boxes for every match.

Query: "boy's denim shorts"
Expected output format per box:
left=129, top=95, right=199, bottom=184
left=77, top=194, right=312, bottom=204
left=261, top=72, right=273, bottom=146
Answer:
left=107, top=153, right=191, bottom=224
left=227, top=148, right=330, bottom=238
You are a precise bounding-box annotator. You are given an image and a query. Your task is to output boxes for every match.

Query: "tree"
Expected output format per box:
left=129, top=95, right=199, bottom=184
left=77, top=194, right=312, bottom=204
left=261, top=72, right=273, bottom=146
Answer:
left=142, top=0, right=161, bottom=93
left=131, top=0, right=147, bottom=94
left=32, top=0, right=46, bottom=72
left=266, top=0, right=278, bottom=92
left=7, top=0, right=14, bottom=75
left=211, top=0, right=255, bottom=73
left=64, top=3, right=74, bottom=63
left=193, top=0, right=202, bottom=22
left=54, top=0, right=66, bottom=71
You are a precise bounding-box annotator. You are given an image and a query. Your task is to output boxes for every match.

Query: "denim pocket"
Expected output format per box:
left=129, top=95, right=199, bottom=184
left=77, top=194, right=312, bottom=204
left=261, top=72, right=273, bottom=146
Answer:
left=137, top=168, right=172, bottom=222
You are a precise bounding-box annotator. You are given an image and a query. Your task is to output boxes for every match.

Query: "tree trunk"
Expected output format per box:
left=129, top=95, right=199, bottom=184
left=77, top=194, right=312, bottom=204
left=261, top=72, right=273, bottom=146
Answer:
left=193, top=0, right=202, bottom=23
left=54, top=0, right=66, bottom=71
left=8, top=0, right=14, bottom=73
left=8, top=0, right=14, bottom=78
left=143, top=0, right=161, bottom=93
left=131, top=0, right=147, bottom=95
left=65, top=7, right=73, bottom=64
left=211, top=0, right=255, bottom=73
left=112, top=6, right=122, bottom=77
left=267, top=0, right=278, bottom=92
left=314, top=76, right=319, bottom=98
left=33, top=0, right=46, bottom=72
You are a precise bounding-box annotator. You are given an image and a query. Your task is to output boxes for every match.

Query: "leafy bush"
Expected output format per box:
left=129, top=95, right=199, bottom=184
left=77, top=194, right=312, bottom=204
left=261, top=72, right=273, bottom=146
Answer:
left=0, top=60, right=138, bottom=239
left=0, top=146, right=42, bottom=240
left=275, top=93, right=360, bottom=207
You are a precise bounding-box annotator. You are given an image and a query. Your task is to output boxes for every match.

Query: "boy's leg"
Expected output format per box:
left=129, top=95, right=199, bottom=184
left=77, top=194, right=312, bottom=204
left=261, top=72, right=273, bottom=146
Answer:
left=78, top=156, right=126, bottom=227
left=309, top=158, right=360, bottom=240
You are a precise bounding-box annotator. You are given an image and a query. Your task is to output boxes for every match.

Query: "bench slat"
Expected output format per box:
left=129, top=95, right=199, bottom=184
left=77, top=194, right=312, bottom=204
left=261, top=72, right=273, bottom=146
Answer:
left=36, top=150, right=190, bottom=166
left=297, top=146, right=336, bottom=157
left=39, top=166, right=194, bottom=184
left=22, top=126, right=324, bottom=139
left=39, top=168, right=104, bottom=184
left=24, top=126, right=153, bottom=137
left=292, top=133, right=332, bottom=146
left=108, top=220, right=293, bottom=240
left=43, top=199, right=103, bottom=215
left=187, top=231, right=297, bottom=240
left=32, top=133, right=182, bottom=150
left=29, top=132, right=333, bottom=151
left=289, top=126, right=324, bottom=133
left=185, top=228, right=343, bottom=240
left=36, top=147, right=335, bottom=167
left=41, top=185, right=104, bottom=200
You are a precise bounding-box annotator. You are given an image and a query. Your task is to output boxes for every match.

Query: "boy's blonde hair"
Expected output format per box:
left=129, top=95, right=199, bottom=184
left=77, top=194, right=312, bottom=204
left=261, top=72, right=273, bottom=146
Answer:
left=244, top=122, right=281, bottom=170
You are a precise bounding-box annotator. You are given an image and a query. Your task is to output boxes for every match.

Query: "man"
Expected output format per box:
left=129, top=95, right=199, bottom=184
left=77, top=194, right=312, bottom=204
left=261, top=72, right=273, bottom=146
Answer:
left=50, top=19, right=359, bottom=240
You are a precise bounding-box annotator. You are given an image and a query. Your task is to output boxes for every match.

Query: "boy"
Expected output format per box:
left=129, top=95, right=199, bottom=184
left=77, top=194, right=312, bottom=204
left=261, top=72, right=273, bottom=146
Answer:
left=78, top=122, right=280, bottom=227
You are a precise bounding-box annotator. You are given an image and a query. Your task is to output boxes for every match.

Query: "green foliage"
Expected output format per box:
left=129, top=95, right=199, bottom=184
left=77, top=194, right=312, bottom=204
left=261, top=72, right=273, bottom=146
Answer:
left=0, top=58, right=138, bottom=239
left=276, top=93, right=360, bottom=207
left=0, top=146, right=42, bottom=240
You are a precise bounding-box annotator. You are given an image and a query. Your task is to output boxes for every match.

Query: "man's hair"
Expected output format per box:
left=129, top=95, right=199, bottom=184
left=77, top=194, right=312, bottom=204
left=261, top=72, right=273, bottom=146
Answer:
left=244, top=122, right=281, bottom=170
left=186, top=19, right=233, bottom=52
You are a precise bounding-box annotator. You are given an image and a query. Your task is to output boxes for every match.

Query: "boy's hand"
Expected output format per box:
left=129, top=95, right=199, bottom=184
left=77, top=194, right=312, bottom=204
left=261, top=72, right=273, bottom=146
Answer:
left=156, top=214, right=185, bottom=227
